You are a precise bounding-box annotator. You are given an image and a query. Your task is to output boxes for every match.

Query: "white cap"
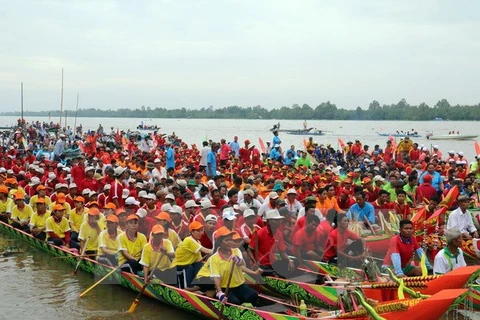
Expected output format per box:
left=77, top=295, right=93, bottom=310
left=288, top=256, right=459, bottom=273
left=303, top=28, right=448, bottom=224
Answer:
left=82, top=188, right=91, bottom=195
left=185, top=200, right=200, bottom=208
left=36, top=168, right=45, bottom=174
left=102, top=184, right=111, bottom=191
left=448, top=150, right=454, bottom=154
left=165, top=193, right=175, bottom=201
left=205, top=214, right=218, bottom=222
left=372, top=175, right=385, bottom=182
left=243, top=209, right=256, bottom=218
left=47, top=173, right=56, bottom=181
left=114, top=166, right=126, bottom=176
left=57, top=163, right=64, bottom=168
left=154, top=158, right=161, bottom=163
left=237, top=203, right=249, bottom=212
left=121, top=188, right=130, bottom=199
left=422, top=147, right=428, bottom=151
left=63, top=167, right=71, bottom=173
left=458, top=151, right=464, bottom=156
left=89, top=191, right=98, bottom=198
left=136, top=208, right=147, bottom=218
left=200, top=199, right=215, bottom=209
left=59, top=183, right=68, bottom=189
left=222, top=209, right=236, bottom=221
left=243, top=189, right=254, bottom=197
left=176, top=179, right=187, bottom=188
left=268, top=191, right=279, bottom=200
left=30, top=177, right=41, bottom=185
left=146, top=193, right=156, bottom=200
left=286, top=188, right=297, bottom=195
left=168, top=205, right=182, bottom=215
left=160, top=203, right=173, bottom=212
left=138, top=190, right=148, bottom=198
left=136, top=182, right=144, bottom=188
left=125, top=197, right=140, bottom=205
left=265, top=209, right=284, bottom=220
left=433, top=145, right=439, bottom=149
left=85, top=166, right=95, bottom=173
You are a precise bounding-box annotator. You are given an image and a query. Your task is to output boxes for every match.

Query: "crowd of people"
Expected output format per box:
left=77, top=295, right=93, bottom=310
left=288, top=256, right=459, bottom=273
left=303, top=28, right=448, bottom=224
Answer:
left=0, top=121, right=479, bottom=305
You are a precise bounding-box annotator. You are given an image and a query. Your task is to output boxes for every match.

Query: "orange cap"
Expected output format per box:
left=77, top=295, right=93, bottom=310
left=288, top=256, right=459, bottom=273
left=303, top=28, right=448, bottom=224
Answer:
left=36, top=185, right=47, bottom=191
left=74, top=196, right=85, bottom=203
left=35, top=198, right=46, bottom=204
left=53, top=204, right=65, bottom=211
left=189, top=221, right=203, bottom=232
left=126, top=214, right=139, bottom=222
left=0, top=186, right=8, bottom=194
left=214, top=226, right=235, bottom=241
left=232, top=232, right=242, bottom=241
left=88, top=208, right=100, bottom=216
left=362, top=178, right=372, bottom=184
left=13, top=192, right=24, bottom=200
left=151, top=225, right=166, bottom=234
left=104, top=202, right=117, bottom=209
left=155, top=212, right=171, bottom=222
left=106, top=215, right=119, bottom=223
left=57, top=193, right=66, bottom=203
left=115, top=209, right=127, bottom=216
left=88, top=201, right=99, bottom=207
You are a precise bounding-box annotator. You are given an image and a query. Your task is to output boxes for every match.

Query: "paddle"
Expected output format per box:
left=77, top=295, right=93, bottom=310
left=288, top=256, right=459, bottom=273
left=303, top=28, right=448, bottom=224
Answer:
left=74, top=236, right=90, bottom=275
left=218, top=259, right=236, bottom=320
left=79, top=266, right=121, bottom=298
left=54, top=253, right=97, bottom=259
left=127, top=253, right=163, bottom=313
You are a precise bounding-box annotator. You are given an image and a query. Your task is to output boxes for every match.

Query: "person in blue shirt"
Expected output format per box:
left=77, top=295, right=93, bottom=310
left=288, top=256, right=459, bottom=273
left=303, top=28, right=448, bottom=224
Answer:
left=269, top=145, right=282, bottom=161
left=207, top=143, right=219, bottom=178
left=418, top=163, right=443, bottom=192
left=229, top=136, right=240, bottom=157
left=272, top=131, right=281, bottom=146
left=165, top=141, right=175, bottom=170
left=347, top=191, right=376, bottom=224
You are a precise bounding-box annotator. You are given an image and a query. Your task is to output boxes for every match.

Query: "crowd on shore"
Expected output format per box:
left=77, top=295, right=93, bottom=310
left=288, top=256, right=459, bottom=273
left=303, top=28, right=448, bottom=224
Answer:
left=0, top=120, right=479, bottom=305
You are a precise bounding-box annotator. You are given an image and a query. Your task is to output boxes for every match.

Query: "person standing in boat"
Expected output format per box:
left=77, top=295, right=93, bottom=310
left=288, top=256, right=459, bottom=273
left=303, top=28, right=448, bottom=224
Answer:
left=382, top=220, right=432, bottom=277
left=117, top=214, right=148, bottom=274
left=433, top=228, right=466, bottom=275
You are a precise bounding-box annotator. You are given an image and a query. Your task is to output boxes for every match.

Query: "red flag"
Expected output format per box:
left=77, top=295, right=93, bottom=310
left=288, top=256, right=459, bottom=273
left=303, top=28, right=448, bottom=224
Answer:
left=338, top=138, right=345, bottom=150
left=439, top=185, right=459, bottom=209
left=475, top=141, right=480, bottom=155
left=411, top=207, right=426, bottom=232
left=258, top=138, right=266, bottom=154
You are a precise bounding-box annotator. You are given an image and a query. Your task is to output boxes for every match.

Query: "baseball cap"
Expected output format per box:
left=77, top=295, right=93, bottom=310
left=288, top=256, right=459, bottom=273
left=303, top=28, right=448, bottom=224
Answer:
left=243, top=209, right=255, bottom=218
left=189, top=221, right=203, bottom=232
left=268, top=192, right=279, bottom=200
left=222, top=209, right=237, bottom=221
left=106, top=215, right=119, bottom=223
left=200, top=199, right=215, bottom=209
left=151, top=225, right=166, bottom=234
left=214, top=226, right=235, bottom=240
left=125, top=197, right=140, bottom=206
left=52, top=204, right=65, bottom=211
left=205, top=214, right=218, bottom=223
left=126, top=214, right=139, bottom=222
left=265, top=209, right=284, bottom=220
left=185, top=200, right=200, bottom=209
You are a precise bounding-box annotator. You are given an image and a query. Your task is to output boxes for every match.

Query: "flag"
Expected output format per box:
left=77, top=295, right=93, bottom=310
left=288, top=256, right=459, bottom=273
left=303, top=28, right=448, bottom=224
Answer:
left=439, top=185, right=459, bottom=209
left=338, top=138, right=345, bottom=150
left=258, top=137, right=266, bottom=154
left=411, top=207, right=426, bottom=232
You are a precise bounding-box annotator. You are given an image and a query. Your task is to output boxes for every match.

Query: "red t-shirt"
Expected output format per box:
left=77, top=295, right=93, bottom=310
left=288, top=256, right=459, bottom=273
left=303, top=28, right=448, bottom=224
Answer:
left=292, top=226, right=326, bottom=254
left=383, top=235, right=419, bottom=268
left=323, top=228, right=360, bottom=262
left=249, top=226, right=286, bottom=266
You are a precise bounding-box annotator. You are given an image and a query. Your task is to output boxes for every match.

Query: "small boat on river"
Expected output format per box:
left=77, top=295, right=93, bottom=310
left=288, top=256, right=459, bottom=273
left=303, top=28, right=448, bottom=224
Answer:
left=426, top=133, right=478, bottom=140
left=376, top=132, right=421, bottom=138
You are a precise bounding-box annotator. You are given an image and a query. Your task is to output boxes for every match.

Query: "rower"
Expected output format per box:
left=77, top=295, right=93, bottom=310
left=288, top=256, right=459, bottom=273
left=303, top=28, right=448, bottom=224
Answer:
left=139, top=225, right=176, bottom=284
left=29, top=185, right=52, bottom=212
left=195, top=226, right=259, bottom=305
left=97, top=214, right=120, bottom=266
left=382, top=219, right=432, bottom=277
left=0, top=185, right=13, bottom=223
left=293, top=215, right=324, bottom=266
left=11, top=192, right=33, bottom=232
left=248, top=209, right=294, bottom=278
left=446, top=195, right=479, bottom=239
left=433, top=228, right=467, bottom=275
left=116, top=209, right=128, bottom=232
left=154, top=211, right=182, bottom=249
left=78, top=208, right=103, bottom=257
left=117, top=214, right=148, bottom=275
left=45, top=204, right=72, bottom=248
left=199, top=214, right=217, bottom=249
left=69, top=196, right=86, bottom=247
left=322, top=213, right=366, bottom=267
left=29, top=198, right=50, bottom=241
left=172, top=221, right=213, bottom=290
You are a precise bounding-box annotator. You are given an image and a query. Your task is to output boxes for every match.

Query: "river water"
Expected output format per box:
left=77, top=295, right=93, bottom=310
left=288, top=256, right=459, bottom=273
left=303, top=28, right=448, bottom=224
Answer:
left=1, top=116, right=479, bottom=161
left=0, top=233, right=193, bottom=320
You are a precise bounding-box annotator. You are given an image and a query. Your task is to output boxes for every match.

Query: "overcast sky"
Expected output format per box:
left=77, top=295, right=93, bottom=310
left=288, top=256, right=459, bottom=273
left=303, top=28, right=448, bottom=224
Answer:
left=1, top=1, right=479, bottom=111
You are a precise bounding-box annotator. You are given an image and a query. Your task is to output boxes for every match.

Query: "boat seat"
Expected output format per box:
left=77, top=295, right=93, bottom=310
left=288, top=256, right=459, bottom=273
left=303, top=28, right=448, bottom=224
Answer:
left=177, top=269, right=187, bottom=289
left=255, top=303, right=289, bottom=313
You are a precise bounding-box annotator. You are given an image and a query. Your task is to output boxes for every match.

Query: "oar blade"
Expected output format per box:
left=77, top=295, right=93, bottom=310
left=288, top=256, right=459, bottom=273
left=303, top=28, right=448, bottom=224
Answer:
left=127, top=299, right=140, bottom=313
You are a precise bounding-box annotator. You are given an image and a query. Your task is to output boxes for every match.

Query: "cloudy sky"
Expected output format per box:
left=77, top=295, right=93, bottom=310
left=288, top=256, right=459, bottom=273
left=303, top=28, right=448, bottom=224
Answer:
left=1, top=1, right=479, bottom=111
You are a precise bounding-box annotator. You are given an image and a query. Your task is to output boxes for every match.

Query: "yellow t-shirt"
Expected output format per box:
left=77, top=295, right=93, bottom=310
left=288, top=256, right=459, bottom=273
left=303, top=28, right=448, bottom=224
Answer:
left=11, top=204, right=34, bottom=222
left=78, top=221, right=102, bottom=252
left=172, top=236, right=202, bottom=267
left=69, top=209, right=86, bottom=233
left=53, top=202, right=72, bottom=219
left=82, top=212, right=106, bottom=230
left=167, top=229, right=182, bottom=249
left=45, top=216, right=71, bottom=238
left=0, top=198, right=13, bottom=213
left=117, top=232, right=147, bottom=266
left=139, top=240, right=174, bottom=271
left=29, top=195, right=52, bottom=212
left=29, top=211, right=50, bottom=229
left=98, top=229, right=119, bottom=256
left=8, top=187, right=26, bottom=198
left=196, top=248, right=244, bottom=288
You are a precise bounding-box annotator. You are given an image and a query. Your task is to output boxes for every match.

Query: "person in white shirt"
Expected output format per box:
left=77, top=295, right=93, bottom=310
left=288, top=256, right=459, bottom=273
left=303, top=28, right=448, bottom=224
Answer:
left=240, top=189, right=262, bottom=215
left=152, top=158, right=167, bottom=183
left=284, top=188, right=303, bottom=216
left=447, top=195, right=479, bottom=238
left=433, top=228, right=466, bottom=275
left=199, top=141, right=211, bottom=171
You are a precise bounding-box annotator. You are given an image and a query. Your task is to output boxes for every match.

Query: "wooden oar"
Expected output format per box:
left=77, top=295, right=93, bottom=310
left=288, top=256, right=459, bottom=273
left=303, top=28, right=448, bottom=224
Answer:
left=54, top=253, right=97, bottom=259
left=127, top=253, right=162, bottom=313
left=218, top=259, right=236, bottom=320
left=74, top=236, right=90, bottom=275
left=79, top=266, right=121, bottom=298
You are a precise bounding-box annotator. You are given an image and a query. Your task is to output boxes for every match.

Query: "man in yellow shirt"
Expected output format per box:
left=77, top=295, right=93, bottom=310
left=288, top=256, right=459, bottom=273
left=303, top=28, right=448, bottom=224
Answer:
left=0, top=185, right=13, bottom=224
left=69, top=196, right=86, bottom=245
left=117, top=214, right=147, bottom=274
left=29, top=198, right=50, bottom=241
left=29, top=185, right=52, bottom=213
left=46, top=204, right=72, bottom=247
left=78, top=208, right=103, bottom=258
left=139, top=225, right=176, bottom=284
left=98, top=215, right=120, bottom=266
left=11, top=192, right=33, bottom=232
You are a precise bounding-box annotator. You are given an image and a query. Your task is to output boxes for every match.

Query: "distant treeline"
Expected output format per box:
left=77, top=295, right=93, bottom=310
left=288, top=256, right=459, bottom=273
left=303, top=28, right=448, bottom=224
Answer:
left=3, top=98, right=479, bottom=121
